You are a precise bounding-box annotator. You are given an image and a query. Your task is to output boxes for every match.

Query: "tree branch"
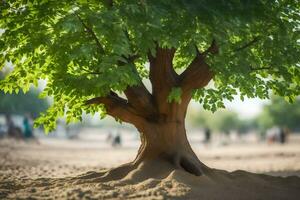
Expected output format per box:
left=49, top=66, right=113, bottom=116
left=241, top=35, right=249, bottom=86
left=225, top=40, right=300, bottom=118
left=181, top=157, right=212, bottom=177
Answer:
left=75, top=14, right=105, bottom=54
left=148, top=45, right=178, bottom=85
left=86, top=92, right=145, bottom=126
left=147, top=45, right=178, bottom=113
left=124, top=84, right=157, bottom=117
left=179, top=40, right=216, bottom=92
left=119, top=62, right=156, bottom=119
left=119, top=29, right=140, bottom=65
left=249, top=66, right=271, bottom=71
left=115, top=40, right=153, bottom=115
left=234, top=36, right=260, bottom=52
left=179, top=56, right=213, bottom=91
left=197, top=39, right=219, bottom=57
left=80, top=68, right=102, bottom=75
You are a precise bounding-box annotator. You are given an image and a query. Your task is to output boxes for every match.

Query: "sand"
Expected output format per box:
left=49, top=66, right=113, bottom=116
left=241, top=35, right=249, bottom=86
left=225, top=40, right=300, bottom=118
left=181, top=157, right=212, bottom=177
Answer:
left=1, top=136, right=300, bottom=199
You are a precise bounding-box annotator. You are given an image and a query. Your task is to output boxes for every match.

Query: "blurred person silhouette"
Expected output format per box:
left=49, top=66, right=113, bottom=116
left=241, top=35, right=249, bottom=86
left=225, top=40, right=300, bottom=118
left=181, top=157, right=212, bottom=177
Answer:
left=279, top=127, right=289, bottom=144
left=112, top=132, right=122, bottom=147
left=204, top=127, right=211, bottom=144
left=23, top=114, right=33, bottom=139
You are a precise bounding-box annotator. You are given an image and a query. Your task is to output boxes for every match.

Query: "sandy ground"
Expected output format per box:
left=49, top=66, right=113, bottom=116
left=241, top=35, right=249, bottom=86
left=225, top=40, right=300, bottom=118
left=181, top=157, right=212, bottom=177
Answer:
left=1, top=133, right=300, bottom=199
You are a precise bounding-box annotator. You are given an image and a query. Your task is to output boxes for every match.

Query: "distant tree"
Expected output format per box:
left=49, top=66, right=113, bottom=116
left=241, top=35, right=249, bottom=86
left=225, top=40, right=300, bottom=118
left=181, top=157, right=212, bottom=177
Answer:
left=258, top=97, right=300, bottom=131
left=191, top=109, right=240, bottom=134
left=0, top=89, right=49, bottom=118
left=0, top=71, right=48, bottom=117
left=215, top=111, right=239, bottom=134
left=0, top=1, right=299, bottom=177
left=236, top=118, right=258, bottom=134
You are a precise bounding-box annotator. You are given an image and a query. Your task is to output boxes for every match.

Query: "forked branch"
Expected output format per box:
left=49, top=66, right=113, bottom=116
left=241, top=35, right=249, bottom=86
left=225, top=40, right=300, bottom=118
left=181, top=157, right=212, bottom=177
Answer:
left=234, top=36, right=260, bottom=52
left=180, top=40, right=216, bottom=93
left=148, top=45, right=179, bottom=113
left=124, top=85, right=157, bottom=116
left=148, top=45, right=178, bottom=87
left=86, top=92, right=145, bottom=126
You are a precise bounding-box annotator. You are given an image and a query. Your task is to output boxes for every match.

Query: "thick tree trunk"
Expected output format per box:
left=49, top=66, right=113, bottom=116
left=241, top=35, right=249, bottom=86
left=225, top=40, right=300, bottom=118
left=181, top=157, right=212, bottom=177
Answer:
left=133, top=121, right=209, bottom=176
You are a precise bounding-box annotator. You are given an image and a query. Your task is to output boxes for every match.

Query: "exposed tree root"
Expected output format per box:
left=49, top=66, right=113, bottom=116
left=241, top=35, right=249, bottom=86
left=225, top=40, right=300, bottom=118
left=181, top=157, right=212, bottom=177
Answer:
left=179, top=156, right=203, bottom=176
left=99, top=162, right=135, bottom=182
left=75, top=162, right=135, bottom=183
left=78, top=153, right=210, bottom=185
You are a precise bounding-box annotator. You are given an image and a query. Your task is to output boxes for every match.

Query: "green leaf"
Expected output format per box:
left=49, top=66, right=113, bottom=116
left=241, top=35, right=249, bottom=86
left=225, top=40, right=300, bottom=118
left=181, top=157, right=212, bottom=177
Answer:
left=167, top=87, right=182, bottom=104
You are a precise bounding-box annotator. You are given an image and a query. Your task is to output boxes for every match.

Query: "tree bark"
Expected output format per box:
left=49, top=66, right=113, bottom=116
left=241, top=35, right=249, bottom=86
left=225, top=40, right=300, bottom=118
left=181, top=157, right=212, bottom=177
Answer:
left=132, top=120, right=209, bottom=176
left=86, top=91, right=146, bottom=128
left=148, top=46, right=178, bottom=115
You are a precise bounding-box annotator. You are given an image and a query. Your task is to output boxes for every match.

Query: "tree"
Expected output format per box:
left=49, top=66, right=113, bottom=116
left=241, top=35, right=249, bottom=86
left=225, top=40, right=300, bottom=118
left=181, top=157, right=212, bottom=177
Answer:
left=0, top=1, right=299, bottom=177
left=214, top=111, right=239, bottom=134
left=0, top=89, right=49, bottom=118
left=0, top=71, right=48, bottom=118
left=190, top=109, right=241, bottom=134
left=257, top=96, right=300, bottom=131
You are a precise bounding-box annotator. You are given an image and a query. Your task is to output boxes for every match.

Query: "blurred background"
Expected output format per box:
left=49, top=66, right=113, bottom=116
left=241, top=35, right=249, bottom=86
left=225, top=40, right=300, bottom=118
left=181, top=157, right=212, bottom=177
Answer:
left=1, top=69, right=300, bottom=178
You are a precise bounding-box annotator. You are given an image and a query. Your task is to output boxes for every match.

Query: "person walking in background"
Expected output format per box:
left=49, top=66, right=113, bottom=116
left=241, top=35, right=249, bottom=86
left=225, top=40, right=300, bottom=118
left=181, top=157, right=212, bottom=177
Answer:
left=112, top=132, right=122, bottom=147
left=204, top=127, right=211, bottom=144
left=23, top=114, right=33, bottom=139
left=279, top=127, right=289, bottom=144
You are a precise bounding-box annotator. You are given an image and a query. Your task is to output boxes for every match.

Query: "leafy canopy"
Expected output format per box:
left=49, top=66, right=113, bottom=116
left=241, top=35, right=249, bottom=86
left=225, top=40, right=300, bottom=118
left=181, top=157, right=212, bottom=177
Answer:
left=0, top=1, right=299, bottom=131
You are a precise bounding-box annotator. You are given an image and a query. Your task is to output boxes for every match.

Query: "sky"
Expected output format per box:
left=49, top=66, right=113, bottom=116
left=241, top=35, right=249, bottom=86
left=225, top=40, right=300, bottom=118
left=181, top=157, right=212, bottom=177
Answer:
left=224, top=97, right=269, bottom=119
left=190, top=97, right=268, bottom=120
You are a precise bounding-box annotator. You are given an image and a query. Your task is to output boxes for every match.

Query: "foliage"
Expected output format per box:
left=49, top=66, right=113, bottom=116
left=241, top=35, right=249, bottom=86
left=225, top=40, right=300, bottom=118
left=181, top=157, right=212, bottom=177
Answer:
left=167, top=87, right=182, bottom=103
left=0, top=89, right=49, bottom=118
left=190, top=109, right=241, bottom=133
left=257, top=96, right=300, bottom=131
left=0, top=1, right=299, bottom=131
